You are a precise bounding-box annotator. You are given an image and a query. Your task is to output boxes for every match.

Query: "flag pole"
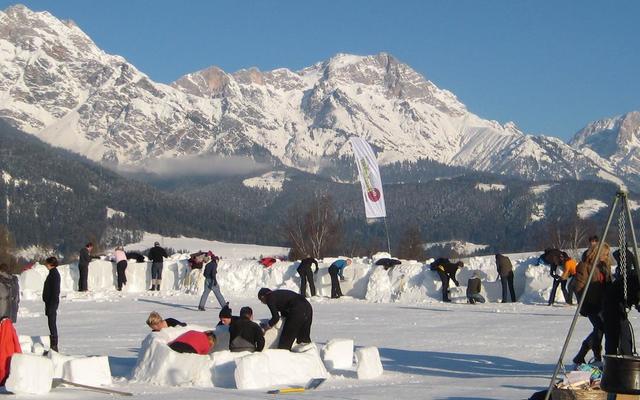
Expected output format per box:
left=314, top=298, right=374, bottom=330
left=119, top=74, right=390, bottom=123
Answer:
left=383, top=217, right=391, bottom=255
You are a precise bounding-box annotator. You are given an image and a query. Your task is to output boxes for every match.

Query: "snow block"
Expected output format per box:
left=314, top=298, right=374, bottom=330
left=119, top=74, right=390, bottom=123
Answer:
left=261, top=318, right=283, bottom=349
left=211, top=350, right=249, bottom=388
left=5, top=353, right=54, bottom=395
left=234, top=344, right=328, bottom=390
left=62, top=356, right=112, bottom=386
left=132, top=330, right=214, bottom=387
left=17, top=335, right=32, bottom=353
left=48, top=351, right=78, bottom=379
left=214, top=324, right=230, bottom=352
left=321, top=338, right=354, bottom=370
left=356, top=347, right=383, bottom=379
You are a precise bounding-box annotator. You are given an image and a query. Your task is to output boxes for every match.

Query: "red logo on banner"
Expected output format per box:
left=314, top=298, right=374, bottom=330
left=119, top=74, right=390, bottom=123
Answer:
left=367, top=188, right=381, bottom=202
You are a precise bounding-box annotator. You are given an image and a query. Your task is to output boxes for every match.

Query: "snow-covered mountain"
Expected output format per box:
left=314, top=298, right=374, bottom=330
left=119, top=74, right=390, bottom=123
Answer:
left=0, top=5, right=619, bottom=184
left=570, top=111, right=640, bottom=187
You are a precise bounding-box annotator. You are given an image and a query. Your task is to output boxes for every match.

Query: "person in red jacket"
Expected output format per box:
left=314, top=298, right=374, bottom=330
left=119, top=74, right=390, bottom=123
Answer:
left=168, top=330, right=216, bottom=355
left=0, top=317, right=21, bottom=385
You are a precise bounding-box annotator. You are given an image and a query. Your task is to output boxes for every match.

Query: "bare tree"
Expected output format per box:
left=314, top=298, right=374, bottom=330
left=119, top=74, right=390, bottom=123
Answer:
left=285, top=194, right=342, bottom=259
left=396, top=224, right=425, bottom=261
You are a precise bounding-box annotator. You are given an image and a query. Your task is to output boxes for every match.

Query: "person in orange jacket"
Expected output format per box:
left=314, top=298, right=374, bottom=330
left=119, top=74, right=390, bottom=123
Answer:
left=561, top=253, right=578, bottom=305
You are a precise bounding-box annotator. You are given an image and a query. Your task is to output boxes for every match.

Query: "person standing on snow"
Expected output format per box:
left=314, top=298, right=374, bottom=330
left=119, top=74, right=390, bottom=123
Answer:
left=0, top=263, right=19, bottom=323
left=328, top=259, right=351, bottom=298
left=148, top=241, right=168, bottom=291
left=495, top=253, right=516, bottom=303
left=43, top=257, right=61, bottom=352
left=77, top=242, right=94, bottom=292
left=258, top=288, right=313, bottom=350
left=198, top=252, right=227, bottom=311
left=114, top=246, right=128, bottom=291
left=297, top=257, right=318, bottom=297
left=430, top=258, right=463, bottom=302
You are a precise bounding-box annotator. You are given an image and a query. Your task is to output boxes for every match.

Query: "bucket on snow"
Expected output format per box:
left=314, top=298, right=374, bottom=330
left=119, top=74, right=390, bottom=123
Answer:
left=601, top=355, right=640, bottom=395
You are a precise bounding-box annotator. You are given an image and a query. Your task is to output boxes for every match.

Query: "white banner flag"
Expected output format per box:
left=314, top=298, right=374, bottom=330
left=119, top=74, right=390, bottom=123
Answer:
left=349, top=137, right=387, bottom=219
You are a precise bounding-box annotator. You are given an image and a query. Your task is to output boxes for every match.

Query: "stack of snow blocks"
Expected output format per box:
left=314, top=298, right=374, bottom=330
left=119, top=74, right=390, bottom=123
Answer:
left=5, top=353, right=54, bottom=395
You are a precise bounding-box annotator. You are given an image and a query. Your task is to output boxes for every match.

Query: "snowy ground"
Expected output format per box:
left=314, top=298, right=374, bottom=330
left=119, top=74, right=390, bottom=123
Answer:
left=11, top=292, right=639, bottom=399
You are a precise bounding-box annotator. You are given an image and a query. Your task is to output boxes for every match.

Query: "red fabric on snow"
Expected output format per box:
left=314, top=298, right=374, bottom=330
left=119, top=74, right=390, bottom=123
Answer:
left=0, top=317, right=22, bottom=385
left=259, top=257, right=277, bottom=268
left=169, top=331, right=211, bottom=355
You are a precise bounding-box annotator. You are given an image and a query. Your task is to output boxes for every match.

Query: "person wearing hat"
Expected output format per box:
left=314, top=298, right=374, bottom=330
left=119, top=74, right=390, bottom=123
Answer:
left=229, top=306, right=265, bottom=353
left=466, top=271, right=485, bottom=304
left=113, top=246, right=128, bottom=291
left=198, top=252, right=227, bottom=311
left=217, top=305, right=238, bottom=326
left=148, top=241, right=168, bottom=291
left=257, top=288, right=313, bottom=350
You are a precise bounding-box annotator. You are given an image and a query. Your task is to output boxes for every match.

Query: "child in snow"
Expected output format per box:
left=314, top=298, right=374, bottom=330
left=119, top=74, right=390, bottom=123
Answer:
left=466, top=271, right=485, bottom=304
left=168, top=330, right=216, bottom=354
left=43, top=256, right=61, bottom=352
left=146, top=311, right=187, bottom=332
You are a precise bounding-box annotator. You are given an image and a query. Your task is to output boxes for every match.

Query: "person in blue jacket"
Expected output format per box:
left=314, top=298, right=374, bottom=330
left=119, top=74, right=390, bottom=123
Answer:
left=328, top=259, right=351, bottom=298
left=198, top=252, right=227, bottom=311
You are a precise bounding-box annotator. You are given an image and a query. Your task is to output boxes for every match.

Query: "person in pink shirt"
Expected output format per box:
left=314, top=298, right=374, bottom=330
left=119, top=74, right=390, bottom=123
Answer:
left=168, top=330, right=216, bottom=355
left=113, top=246, right=128, bottom=291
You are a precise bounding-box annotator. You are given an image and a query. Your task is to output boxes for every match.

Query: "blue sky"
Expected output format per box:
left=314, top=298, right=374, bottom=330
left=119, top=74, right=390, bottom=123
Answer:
left=2, top=0, right=639, bottom=140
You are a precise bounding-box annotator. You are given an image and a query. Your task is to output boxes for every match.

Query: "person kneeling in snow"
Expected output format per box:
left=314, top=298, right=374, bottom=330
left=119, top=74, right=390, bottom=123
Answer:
left=430, top=258, right=463, bottom=302
left=168, top=330, right=216, bottom=355
left=466, top=271, right=485, bottom=304
left=146, top=311, right=187, bottom=332
left=258, top=288, right=313, bottom=350
left=229, top=307, right=265, bottom=353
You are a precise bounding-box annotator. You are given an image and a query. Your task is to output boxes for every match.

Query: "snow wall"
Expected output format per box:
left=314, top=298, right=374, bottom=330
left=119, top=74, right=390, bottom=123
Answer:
left=18, top=252, right=561, bottom=304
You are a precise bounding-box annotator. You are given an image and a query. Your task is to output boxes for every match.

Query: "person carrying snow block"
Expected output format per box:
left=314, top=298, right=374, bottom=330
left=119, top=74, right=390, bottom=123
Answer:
left=230, top=307, right=265, bottom=353
left=146, top=311, right=187, bottom=332
left=375, top=258, right=401, bottom=271
left=297, top=257, right=319, bottom=297
left=495, top=253, right=516, bottom=303
left=198, top=252, right=227, bottom=311
left=539, top=248, right=571, bottom=305
left=168, top=330, right=216, bottom=354
left=43, top=256, right=60, bottom=352
left=147, top=242, right=168, bottom=291
left=328, top=259, right=351, bottom=299
left=429, top=258, right=463, bottom=302
left=258, top=288, right=313, bottom=350
left=466, top=271, right=485, bottom=304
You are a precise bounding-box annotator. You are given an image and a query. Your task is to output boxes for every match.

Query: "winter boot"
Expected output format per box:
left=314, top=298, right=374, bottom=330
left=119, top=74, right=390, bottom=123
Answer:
left=156, top=281, right=161, bottom=291
left=50, top=336, right=58, bottom=353
left=572, top=341, right=590, bottom=365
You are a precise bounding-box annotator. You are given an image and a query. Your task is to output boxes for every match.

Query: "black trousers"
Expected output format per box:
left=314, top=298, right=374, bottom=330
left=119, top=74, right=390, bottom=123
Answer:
left=437, top=270, right=451, bottom=301
left=581, top=313, right=605, bottom=359
left=604, top=291, right=635, bottom=355
left=299, top=269, right=316, bottom=297
left=116, top=261, right=127, bottom=290
left=549, top=279, right=570, bottom=304
left=168, top=342, right=197, bottom=354
left=329, top=267, right=342, bottom=298
left=278, top=302, right=313, bottom=350
left=500, top=272, right=517, bottom=302
left=78, top=264, right=88, bottom=291
left=46, top=306, right=58, bottom=350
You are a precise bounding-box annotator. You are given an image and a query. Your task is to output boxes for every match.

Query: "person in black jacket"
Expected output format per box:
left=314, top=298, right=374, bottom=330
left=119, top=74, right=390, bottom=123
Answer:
left=77, top=242, right=94, bottom=292
left=0, top=263, right=19, bottom=323
left=229, top=307, right=265, bottom=352
left=198, top=252, right=227, bottom=310
left=297, top=257, right=318, bottom=297
left=430, top=258, right=463, bottom=302
left=495, top=253, right=516, bottom=303
left=258, top=288, right=313, bottom=350
left=43, top=257, right=61, bottom=352
left=148, top=242, right=168, bottom=291
left=539, top=249, right=571, bottom=305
